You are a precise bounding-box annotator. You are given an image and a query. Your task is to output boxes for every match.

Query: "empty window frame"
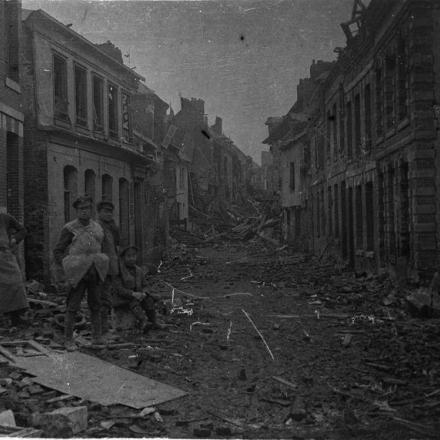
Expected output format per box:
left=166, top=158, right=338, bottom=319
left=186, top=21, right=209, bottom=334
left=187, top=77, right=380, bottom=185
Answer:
left=289, top=162, right=295, bottom=191
left=53, top=54, right=68, bottom=121
left=5, top=0, right=19, bottom=82
left=364, top=84, right=372, bottom=150
left=74, top=64, right=87, bottom=126
left=332, top=103, right=338, bottom=159
left=397, top=34, right=409, bottom=121
left=355, top=185, right=363, bottom=248
left=346, top=101, right=353, bottom=159
left=121, top=92, right=131, bottom=142
left=108, top=83, right=118, bottom=138
left=92, top=75, right=104, bottom=130
left=354, top=94, right=361, bottom=157
left=385, top=54, right=396, bottom=130
left=375, top=67, right=383, bottom=137
left=64, top=166, right=78, bottom=222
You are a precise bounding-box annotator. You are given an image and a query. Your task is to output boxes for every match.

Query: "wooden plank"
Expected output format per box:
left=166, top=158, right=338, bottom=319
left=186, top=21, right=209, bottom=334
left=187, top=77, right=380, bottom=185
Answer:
left=15, top=350, right=187, bottom=409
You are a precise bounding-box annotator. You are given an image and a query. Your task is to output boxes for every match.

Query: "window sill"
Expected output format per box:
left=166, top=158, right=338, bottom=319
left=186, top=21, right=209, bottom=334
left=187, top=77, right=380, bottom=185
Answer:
left=54, top=117, right=71, bottom=129
left=5, top=77, right=21, bottom=93
left=75, top=124, right=90, bottom=135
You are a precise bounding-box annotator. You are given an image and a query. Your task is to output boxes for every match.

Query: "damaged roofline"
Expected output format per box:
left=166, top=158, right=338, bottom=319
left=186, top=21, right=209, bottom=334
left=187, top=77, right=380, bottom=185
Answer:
left=23, top=9, right=145, bottom=82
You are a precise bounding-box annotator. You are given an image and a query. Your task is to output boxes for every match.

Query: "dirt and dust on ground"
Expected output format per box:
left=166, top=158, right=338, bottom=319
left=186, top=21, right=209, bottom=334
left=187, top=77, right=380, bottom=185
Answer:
left=1, top=223, right=440, bottom=438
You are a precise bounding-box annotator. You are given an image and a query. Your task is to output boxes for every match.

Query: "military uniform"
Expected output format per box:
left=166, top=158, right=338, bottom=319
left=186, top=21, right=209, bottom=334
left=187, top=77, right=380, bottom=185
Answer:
left=113, top=246, right=160, bottom=330
left=54, top=213, right=109, bottom=347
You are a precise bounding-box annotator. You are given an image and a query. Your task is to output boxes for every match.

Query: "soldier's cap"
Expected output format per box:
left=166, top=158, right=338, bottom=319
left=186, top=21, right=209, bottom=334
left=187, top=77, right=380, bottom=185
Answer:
left=119, top=245, right=139, bottom=257
left=72, top=195, right=93, bottom=209
left=97, top=200, right=115, bottom=211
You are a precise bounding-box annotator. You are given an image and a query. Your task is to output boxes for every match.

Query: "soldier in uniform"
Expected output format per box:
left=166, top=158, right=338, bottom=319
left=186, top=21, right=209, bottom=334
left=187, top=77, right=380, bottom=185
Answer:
left=53, top=195, right=109, bottom=351
left=96, top=200, right=120, bottom=339
left=113, top=245, right=164, bottom=332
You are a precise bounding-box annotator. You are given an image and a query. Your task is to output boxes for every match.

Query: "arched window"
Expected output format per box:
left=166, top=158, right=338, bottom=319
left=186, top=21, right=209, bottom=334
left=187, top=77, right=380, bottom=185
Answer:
left=64, top=165, right=78, bottom=222
left=84, top=169, right=96, bottom=201
left=102, top=174, right=113, bottom=202
left=119, top=178, right=130, bottom=247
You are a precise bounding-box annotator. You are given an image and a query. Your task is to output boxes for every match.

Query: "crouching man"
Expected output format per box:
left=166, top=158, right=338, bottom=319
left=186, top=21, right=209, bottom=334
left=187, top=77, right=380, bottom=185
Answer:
left=53, top=195, right=109, bottom=351
left=113, top=246, right=164, bottom=332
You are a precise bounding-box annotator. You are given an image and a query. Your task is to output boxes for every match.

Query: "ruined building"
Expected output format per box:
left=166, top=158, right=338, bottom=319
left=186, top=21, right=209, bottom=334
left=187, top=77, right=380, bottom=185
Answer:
left=266, top=0, right=440, bottom=280
left=0, top=0, right=24, bottom=266
left=21, top=9, right=157, bottom=279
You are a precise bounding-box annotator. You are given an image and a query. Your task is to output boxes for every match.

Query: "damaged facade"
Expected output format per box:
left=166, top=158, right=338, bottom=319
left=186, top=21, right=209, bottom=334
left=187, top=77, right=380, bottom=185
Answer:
left=0, top=0, right=24, bottom=265
left=21, top=9, right=156, bottom=280
left=1, top=4, right=255, bottom=282
left=265, top=0, right=440, bottom=280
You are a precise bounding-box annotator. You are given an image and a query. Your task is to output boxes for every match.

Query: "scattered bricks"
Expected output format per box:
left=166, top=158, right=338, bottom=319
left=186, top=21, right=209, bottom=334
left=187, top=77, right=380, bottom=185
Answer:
left=289, top=397, right=307, bottom=422
left=238, top=368, right=247, bottom=381
left=193, top=428, right=211, bottom=437
left=215, top=426, right=232, bottom=436
left=0, top=378, right=13, bottom=387
left=32, top=406, right=88, bottom=435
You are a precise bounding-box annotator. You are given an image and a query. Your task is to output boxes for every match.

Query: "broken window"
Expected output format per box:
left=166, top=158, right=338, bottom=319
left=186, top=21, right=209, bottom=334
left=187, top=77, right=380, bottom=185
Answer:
left=102, top=174, right=113, bottom=202
left=397, top=34, right=409, bottom=121
left=5, top=0, right=19, bottom=82
left=365, top=181, right=374, bottom=251
left=346, top=101, right=353, bottom=159
left=332, top=104, right=338, bottom=160
left=84, top=169, right=96, bottom=201
left=385, top=53, right=396, bottom=130
left=387, top=166, right=396, bottom=260
left=400, top=162, right=410, bottom=257
left=328, top=186, right=333, bottom=236
left=92, top=75, right=104, bottom=131
left=334, top=183, right=339, bottom=238
left=354, top=94, right=361, bottom=157
left=355, top=185, right=363, bottom=249
left=364, top=84, right=372, bottom=150
left=74, top=64, right=87, bottom=127
left=122, top=92, right=131, bottom=142
left=289, top=162, right=295, bottom=191
left=64, top=166, right=78, bottom=222
left=108, top=83, right=118, bottom=138
left=375, top=67, right=383, bottom=137
left=6, top=132, right=19, bottom=219
left=53, top=54, right=68, bottom=121
left=326, top=110, right=331, bottom=160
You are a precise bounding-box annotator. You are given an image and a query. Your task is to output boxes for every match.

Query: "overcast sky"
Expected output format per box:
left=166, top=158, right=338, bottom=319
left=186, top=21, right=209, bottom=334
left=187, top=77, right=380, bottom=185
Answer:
left=23, top=0, right=354, bottom=163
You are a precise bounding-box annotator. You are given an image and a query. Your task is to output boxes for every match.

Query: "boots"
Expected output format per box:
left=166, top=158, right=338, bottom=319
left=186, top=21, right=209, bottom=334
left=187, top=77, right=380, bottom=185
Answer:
left=90, top=311, right=104, bottom=345
left=101, top=307, right=111, bottom=337
left=145, top=307, right=165, bottom=330
left=130, top=303, right=149, bottom=333
left=64, top=311, right=78, bottom=351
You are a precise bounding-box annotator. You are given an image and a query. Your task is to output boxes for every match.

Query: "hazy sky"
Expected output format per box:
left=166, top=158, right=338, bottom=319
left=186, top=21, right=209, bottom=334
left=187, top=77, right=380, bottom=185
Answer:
left=23, top=0, right=354, bottom=163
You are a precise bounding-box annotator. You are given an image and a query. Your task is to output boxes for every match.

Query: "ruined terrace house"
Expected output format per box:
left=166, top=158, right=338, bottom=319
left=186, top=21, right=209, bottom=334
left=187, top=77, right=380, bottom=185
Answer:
left=0, top=0, right=24, bottom=266
left=21, top=9, right=157, bottom=280
left=298, top=0, right=439, bottom=280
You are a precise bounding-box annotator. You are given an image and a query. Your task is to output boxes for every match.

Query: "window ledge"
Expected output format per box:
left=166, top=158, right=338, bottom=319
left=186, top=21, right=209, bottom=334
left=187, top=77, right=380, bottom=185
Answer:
left=385, top=128, right=396, bottom=139
left=5, top=77, right=21, bottom=93
left=54, top=117, right=71, bottom=129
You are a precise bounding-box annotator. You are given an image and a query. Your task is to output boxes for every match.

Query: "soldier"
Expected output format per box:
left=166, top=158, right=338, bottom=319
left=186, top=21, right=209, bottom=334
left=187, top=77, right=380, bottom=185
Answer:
left=0, top=212, right=28, bottom=327
left=113, top=245, right=164, bottom=332
left=96, top=200, right=120, bottom=339
left=53, top=195, right=109, bottom=351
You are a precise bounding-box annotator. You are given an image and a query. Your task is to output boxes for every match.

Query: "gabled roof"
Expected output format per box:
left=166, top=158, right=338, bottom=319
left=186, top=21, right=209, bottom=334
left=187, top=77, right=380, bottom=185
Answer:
left=23, top=8, right=145, bottom=82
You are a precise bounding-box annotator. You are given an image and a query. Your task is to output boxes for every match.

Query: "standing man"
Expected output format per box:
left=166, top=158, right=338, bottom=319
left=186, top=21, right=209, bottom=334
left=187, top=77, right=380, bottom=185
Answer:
left=96, top=200, right=120, bottom=339
left=53, top=195, right=109, bottom=351
left=0, top=212, right=28, bottom=327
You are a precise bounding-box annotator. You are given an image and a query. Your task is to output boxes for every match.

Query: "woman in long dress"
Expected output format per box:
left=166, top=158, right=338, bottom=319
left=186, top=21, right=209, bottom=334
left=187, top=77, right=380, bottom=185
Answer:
left=0, top=212, right=28, bottom=326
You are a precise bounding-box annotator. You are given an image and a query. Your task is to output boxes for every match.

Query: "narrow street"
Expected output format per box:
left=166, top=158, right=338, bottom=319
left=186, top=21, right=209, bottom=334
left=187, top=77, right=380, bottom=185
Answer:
left=3, top=236, right=438, bottom=438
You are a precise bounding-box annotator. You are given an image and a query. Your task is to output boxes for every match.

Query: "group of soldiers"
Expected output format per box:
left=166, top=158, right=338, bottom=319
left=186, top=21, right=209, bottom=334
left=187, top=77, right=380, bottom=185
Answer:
left=0, top=195, right=163, bottom=352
